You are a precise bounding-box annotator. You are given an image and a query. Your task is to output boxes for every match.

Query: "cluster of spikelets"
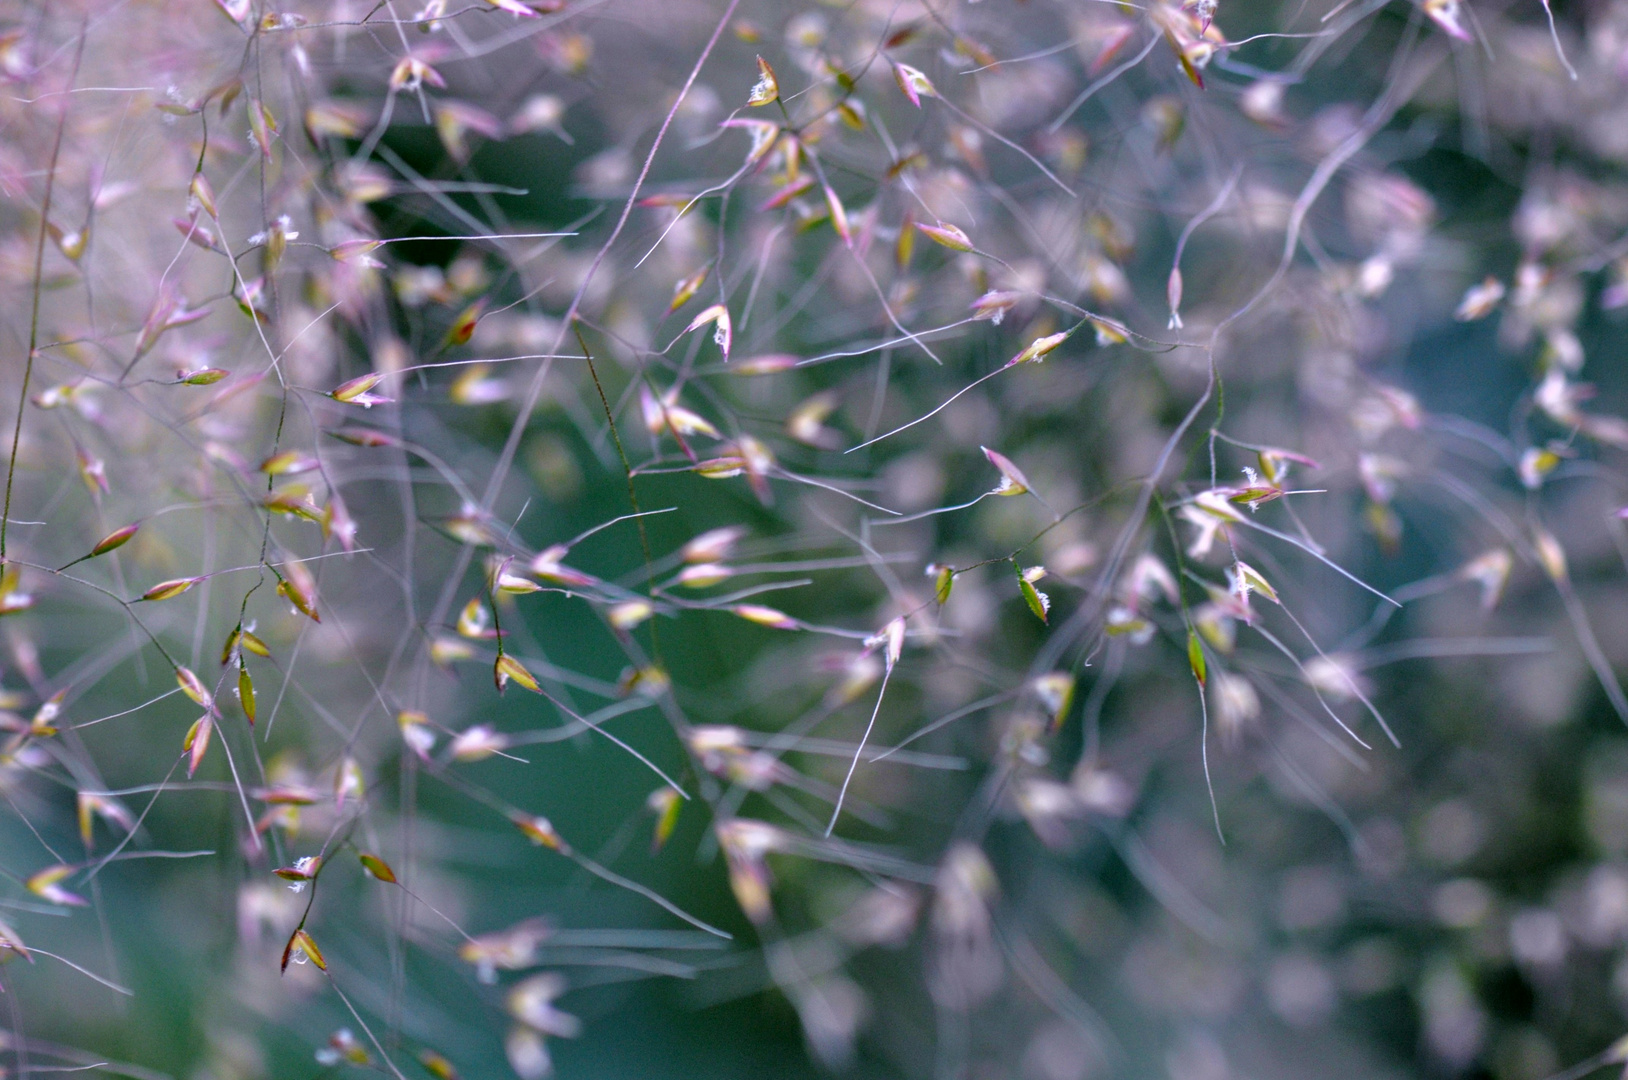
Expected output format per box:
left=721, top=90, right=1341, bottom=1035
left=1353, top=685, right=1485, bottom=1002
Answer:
left=7, top=0, right=1628, bottom=1078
